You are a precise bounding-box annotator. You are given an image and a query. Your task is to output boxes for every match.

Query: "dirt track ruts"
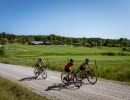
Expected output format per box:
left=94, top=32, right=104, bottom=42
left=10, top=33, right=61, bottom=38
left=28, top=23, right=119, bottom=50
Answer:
left=0, top=63, right=130, bottom=100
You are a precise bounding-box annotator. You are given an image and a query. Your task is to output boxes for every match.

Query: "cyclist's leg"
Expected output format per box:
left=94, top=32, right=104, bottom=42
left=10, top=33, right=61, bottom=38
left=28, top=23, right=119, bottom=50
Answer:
left=36, top=64, right=39, bottom=70
left=37, top=64, right=41, bottom=72
left=66, top=71, right=71, bottom=78
left=80, top=66, right=86, bottom=76
left=64, top=68, right=71, bottom=80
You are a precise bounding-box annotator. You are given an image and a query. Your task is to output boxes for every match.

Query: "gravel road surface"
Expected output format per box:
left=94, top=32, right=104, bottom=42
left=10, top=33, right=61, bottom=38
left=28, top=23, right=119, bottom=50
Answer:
left=0, top=63, right=130, bottom=100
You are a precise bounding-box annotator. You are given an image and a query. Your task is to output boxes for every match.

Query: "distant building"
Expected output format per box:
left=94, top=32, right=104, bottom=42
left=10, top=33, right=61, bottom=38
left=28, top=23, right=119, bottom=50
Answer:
left=28, top=41, right=44, bottom=45
left=44, top=42, right=51, bottom=45
left=85, top=43, right=91, bottom=47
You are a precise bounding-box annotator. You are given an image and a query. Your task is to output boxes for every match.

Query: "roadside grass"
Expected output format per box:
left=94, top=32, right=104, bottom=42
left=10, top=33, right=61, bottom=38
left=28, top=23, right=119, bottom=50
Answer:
left=0, top=77, right=47, bottom=100
left=0, top=56, right=130, bottom=83
left=0, top=43, right=130, bottom=83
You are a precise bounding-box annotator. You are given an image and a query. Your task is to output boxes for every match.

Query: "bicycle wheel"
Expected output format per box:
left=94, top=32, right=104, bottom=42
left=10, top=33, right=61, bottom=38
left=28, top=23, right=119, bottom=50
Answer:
left=34, top=68, right=40, bottom=77
left=73, top=75, right=82, bottom=87
left=61, top=73, right=68, bottom=84
left=41, top=70, right=47, bottom=79
left=87, top=72, right=97, bottom=84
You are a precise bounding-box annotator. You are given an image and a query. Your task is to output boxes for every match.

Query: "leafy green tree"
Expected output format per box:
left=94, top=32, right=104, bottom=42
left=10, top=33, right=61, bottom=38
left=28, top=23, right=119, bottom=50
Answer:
left=0, top=38, right=8, bottom=44
left=8, top=39, right=15, bottom=44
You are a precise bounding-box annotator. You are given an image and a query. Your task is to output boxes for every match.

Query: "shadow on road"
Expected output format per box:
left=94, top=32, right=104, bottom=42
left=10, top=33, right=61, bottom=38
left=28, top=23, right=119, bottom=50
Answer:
left=45, top=83, right=79, bottom=91
left=19, top=76, right=43, bottom=81
left=82, top=82, right=92, bottom=85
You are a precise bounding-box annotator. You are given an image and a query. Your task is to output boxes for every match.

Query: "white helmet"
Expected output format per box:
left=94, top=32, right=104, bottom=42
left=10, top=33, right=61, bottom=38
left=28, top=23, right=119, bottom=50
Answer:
left=39, top=57, right=42, bottom=60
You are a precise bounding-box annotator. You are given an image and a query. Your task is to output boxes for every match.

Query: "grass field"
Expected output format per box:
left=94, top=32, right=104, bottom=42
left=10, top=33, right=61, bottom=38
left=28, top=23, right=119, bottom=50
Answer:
left=0, top=77, right=47, bottom=100
left=0, top=43, right=130, bottom=83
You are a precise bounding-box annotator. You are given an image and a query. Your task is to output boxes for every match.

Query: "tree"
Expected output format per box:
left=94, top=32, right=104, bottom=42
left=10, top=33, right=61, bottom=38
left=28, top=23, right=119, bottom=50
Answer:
left=97, top=40, right=102, bottom=46
left=0, top=38, right=8, bottom=44
left=9, top=39, right=15, bottom=44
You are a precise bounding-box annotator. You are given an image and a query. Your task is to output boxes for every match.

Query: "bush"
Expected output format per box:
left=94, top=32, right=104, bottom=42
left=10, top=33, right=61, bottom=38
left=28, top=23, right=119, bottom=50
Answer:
left=0, top=46, right=6, bottom=56
left=101, top=52, right=115, bottom=56
left=129, top=48, right=130, bottom=51
left=122, top=47, right=128, bottom=51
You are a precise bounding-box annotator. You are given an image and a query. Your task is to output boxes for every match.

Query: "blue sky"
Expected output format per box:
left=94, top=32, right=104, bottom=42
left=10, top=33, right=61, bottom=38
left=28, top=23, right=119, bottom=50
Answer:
left=0, top=0, right=130, bottom=39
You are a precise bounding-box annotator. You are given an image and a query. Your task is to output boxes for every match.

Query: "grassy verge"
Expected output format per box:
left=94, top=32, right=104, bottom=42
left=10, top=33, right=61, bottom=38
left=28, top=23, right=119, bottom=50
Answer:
left=0, top=77, right=47, bottom=100
left=0, top=56, right=130, bottom=83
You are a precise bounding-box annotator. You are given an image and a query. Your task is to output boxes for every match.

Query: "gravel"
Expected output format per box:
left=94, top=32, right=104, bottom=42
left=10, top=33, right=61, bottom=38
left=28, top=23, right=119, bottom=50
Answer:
left=0, top=63, right=130, bottom=100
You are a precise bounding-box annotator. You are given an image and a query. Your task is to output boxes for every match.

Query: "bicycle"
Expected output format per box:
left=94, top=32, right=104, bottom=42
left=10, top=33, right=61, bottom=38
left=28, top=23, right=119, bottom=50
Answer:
left=61, top=70, right=82, bottom=87
left=34, top=66, right=47, bottom=79
left=80, top=69, right=97, bottom=84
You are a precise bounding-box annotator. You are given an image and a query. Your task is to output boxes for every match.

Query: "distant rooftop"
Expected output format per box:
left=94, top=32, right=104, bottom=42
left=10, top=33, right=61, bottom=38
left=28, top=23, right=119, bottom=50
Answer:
left=29, top=41, right=44, bottom=45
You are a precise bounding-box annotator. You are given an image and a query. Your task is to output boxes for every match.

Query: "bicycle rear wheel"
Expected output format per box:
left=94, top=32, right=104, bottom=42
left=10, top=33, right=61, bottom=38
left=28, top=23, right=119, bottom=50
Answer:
left=87, top=73, right=97, bottom=84
left=61, top=73, right=68, bottom=84
left=41, top=70, right=47, bottom=79
left=34, top=68, right=40, bottom=77
left=73, top=75, right=82, bottom=87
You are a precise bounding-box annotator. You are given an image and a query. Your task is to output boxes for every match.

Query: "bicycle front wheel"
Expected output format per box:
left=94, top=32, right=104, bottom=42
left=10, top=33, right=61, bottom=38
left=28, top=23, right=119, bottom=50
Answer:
left=87, top=73, right=97, bottom=84
left=41, top=70, right=47, bottom=79
left=73, top=75, right=82, bottom=87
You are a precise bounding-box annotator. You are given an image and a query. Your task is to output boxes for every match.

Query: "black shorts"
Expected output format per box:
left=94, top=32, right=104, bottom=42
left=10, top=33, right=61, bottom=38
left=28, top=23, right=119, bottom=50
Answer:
left=65, top=68, right=71, bottom=73
left=80, top=66, right=85, bottom=71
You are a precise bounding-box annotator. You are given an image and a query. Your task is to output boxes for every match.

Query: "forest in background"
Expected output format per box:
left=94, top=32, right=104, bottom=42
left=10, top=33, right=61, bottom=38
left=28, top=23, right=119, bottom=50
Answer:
left=0, top=32, right=130, bottom=48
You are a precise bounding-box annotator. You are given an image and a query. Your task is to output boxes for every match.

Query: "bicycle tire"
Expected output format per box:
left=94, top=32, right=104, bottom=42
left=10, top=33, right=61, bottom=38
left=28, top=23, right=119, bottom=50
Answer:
left=73, top=75, right=82, bottom=87
left=61, top=73, right=68, bottom=84
left=41, top=70, right=47, bottom=79
left=34, top=68, right=40, bottom=77
left=87, top=72, right=97, bottom=84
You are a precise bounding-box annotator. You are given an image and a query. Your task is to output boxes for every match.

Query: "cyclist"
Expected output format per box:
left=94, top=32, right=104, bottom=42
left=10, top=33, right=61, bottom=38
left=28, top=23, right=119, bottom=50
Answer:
left=64, top=59, right=74, bottom=80
left=80, top=59, right=93, bottom=74
left=36, top=57, right=44, bottom=72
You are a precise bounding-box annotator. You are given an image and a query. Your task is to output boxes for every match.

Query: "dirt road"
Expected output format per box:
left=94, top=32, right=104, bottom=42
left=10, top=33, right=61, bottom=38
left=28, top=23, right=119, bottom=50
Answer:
left=0, top=63, right=130, bottom=100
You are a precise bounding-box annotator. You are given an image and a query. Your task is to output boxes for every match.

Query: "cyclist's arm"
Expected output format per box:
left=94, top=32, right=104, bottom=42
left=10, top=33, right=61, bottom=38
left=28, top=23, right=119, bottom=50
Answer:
left=85, top=65, right=89, bottom=71
left=40, top=60, right=44, bottom=67
left=70, top=66, right=76, bottom=71
left=41, top=60, right=44, bottom=64
left=87, top=64, right=93, bottom=71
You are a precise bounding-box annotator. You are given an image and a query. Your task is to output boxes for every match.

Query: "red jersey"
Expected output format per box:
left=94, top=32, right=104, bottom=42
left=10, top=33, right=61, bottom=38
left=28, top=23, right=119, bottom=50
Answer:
left=65, top=63, right=74, bottom=69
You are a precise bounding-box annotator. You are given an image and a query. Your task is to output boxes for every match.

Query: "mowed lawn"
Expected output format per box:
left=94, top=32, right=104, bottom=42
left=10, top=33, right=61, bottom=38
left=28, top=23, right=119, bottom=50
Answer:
left=1, top=44, right=130, bottom=83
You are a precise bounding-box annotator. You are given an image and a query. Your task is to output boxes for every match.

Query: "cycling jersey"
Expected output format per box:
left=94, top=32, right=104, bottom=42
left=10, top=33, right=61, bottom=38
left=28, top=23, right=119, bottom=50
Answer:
left=65, top=63, right=74, bottom=69
left=36, top=59, right=44, bottom=65
left=80, top=62, right=88, bottom=67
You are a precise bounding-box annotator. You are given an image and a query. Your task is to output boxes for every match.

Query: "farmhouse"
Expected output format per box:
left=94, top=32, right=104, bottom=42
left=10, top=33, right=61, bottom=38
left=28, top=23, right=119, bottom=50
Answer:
left=28, top=41, right=51, bottom=45
left=28, top=41, right=44, bottom=45
left=85, top=43, right=91, bottom=47
left=44, top=42, right=51, bottom=45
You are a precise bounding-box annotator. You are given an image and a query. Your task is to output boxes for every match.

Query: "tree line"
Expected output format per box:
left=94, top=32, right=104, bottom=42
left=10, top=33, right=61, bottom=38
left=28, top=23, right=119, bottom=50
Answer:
left=0, top=32, right=130, bottom=47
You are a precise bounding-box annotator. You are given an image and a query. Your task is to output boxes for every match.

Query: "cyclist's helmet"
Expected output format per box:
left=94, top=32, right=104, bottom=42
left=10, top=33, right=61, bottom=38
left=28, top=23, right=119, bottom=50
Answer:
left=85, top=59, right=89, bottom=62
left=70, top=59, right=74, bottom=63
left=39, top=57, right=42, bottom=60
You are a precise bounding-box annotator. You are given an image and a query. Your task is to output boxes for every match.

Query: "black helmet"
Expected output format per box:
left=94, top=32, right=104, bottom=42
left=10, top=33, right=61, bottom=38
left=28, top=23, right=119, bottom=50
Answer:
left=70, top=59, right=74, bottom=62
left=85, top=59, right=89, bottom=62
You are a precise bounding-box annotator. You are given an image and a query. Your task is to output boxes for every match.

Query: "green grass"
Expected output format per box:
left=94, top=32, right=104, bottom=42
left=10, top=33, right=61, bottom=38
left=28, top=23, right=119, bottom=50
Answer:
left=5, top=44, right=130, bottom=57
left=0, top=77, right=47, bottom=100
left=0, top=43, right=130, bottom=83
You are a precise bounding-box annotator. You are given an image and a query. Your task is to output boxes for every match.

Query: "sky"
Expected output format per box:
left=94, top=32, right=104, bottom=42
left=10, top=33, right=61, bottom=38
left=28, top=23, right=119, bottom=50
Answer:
left=0, top=0, right=130, bottom=39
